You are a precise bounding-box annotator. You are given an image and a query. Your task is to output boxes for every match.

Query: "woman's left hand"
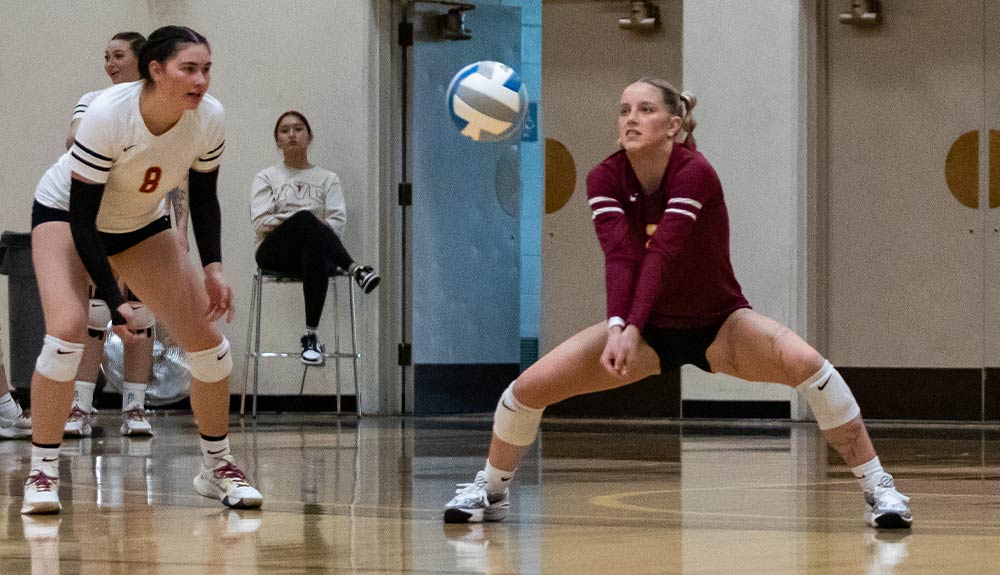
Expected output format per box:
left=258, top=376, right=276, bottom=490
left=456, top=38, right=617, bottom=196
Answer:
left=203, top=262, right=234, bottom=323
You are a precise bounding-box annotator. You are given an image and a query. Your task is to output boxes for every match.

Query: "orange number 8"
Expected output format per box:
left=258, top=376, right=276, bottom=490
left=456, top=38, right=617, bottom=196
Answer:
left=139, top=167, right=162, bottom=194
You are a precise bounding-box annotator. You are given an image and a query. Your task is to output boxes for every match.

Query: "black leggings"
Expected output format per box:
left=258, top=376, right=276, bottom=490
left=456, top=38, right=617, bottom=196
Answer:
left=255, top=210, right=354, bottom=327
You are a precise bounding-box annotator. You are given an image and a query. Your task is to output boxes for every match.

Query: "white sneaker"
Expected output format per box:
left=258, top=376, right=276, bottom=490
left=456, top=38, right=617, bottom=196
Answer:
left=0, top=407, right=32, bottom=439
left=120, top=408, right=154, bottom=436
left=64, top=405, right=92, bottom=438
left=300, top=333, right=324, bottom=366
left=864, top=473, right=913, bottom=528
left=21, top=470, right=61, bottom=515
left=193, top=455, right=263, bottom=509
left=443, top=471, right=510, bottom=523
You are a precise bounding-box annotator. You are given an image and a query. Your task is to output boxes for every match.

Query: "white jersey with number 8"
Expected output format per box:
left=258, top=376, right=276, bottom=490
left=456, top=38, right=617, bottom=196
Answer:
left=35, top=80, right=224, bottom=234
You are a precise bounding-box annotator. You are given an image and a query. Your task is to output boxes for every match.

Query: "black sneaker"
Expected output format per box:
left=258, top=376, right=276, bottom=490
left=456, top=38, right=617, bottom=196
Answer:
left=353, top=265, right=381, bottom=294
left=300, top=333, right=324, bottom=366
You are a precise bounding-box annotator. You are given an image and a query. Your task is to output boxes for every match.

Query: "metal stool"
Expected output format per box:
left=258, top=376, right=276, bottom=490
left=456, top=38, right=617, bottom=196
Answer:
left=240, top=267, right=361, bottom=418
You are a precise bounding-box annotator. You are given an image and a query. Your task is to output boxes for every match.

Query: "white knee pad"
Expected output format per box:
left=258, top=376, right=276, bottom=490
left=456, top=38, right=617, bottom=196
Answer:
left=35, top=335, right=85, bottom=382
left=87, top=299, right=111, bottom=334
left=493, top=381, right=545, bottom=446
left=126, top=303, right=155, bottom=334
left=187, top=338, right=232, bottom=383
left=798, top=360, right=861, bottom=430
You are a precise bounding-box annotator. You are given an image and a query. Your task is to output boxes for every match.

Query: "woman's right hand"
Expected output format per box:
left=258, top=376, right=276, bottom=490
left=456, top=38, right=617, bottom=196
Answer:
left=601, top=325, right=628, bottom=378
left=112, top=303, right=144, bottom=344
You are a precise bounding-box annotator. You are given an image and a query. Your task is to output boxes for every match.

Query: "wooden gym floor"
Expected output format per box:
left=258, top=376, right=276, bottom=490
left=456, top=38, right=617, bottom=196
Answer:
left=1, top=413, right=999, bottom=574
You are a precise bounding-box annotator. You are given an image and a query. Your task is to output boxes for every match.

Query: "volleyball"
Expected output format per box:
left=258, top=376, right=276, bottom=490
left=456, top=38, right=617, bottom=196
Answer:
left=446, top=61, right=528, bottom=142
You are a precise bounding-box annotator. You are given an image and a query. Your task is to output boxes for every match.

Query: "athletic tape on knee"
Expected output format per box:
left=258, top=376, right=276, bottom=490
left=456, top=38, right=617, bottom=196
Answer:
left=35, top=335, right=85, bottom=382
left=493, top=381, right=544, bottom=446
left=187, top=338, right=232, bottom=383
left=87, top=299, right=111, bottom=333
left=798, top=360, right=861, bottom=430
left=126, top=303, right=155, bottom=333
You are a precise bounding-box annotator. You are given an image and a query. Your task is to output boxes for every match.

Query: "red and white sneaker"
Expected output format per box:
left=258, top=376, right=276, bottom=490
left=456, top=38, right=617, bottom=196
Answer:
left=64, top=405, right=92, bottom=438
left=193, top=455, right=263, bottom=509
left=120, top=408, right=154, bottom=436
left=21, top=470, right=61, bottom=515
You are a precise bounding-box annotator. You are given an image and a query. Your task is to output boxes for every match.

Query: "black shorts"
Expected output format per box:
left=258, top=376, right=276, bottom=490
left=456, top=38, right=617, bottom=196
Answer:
left=100, top=216, right=171, bottom=256
left=31, top=201, right=171, bottom=257
left=92, top=284, right=141, bottom=303
left=642, top=317, right=729, bottom=373
left=31, top=201, right=71, bottom=229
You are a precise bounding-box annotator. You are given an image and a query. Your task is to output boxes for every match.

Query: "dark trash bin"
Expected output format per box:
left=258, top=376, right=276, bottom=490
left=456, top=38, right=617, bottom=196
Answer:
left=0, top=231, right=43, bottom=391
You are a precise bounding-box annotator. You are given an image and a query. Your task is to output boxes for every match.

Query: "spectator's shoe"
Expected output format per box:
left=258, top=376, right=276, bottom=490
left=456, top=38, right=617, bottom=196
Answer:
left=864, top=473, right=912, bottom=529
left=300, top=333, right=324, bottom=366
left=120, top=408, right=154, bottom=436
left=0, top=405, right=32, bottom=439
left=444, top=471, right=510, bottom=523
left=64, top=405, right=92, bottom=438
left=21, top=470, right=61, bottom=515
left=193, top=455, right=264, bottom=509
left=353, top=265, right=381, bottom=294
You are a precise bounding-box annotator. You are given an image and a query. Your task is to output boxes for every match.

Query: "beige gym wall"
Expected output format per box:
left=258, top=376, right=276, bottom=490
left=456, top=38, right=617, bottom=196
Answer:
left=0, top=1, right=389, bottom=411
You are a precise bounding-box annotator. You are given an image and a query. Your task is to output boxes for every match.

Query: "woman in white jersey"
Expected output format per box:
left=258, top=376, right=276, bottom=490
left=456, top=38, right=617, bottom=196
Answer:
left=23, top=25, right=262, bottom=514
left=251, top=111, right=380, bottom=365
left=61, top=31, right=168, bottom=439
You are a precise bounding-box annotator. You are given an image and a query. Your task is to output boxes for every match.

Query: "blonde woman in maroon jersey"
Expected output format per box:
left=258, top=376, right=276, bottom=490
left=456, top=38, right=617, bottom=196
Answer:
left=443, top=78, right=912, bottom=529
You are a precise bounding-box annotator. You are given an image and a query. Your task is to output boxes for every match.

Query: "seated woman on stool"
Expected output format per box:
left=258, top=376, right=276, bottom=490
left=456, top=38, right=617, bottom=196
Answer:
left=250, top=110, right=380, bottom=366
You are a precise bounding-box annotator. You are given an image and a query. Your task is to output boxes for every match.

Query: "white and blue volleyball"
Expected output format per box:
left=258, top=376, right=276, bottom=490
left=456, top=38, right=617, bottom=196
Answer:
left=446, top=61, right=528, bottom=142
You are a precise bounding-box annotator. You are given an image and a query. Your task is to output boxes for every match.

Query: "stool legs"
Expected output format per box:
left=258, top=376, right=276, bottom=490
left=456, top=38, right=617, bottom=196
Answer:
left=251, top=270, right=264, bottom=418
left=241, top=270, right=362, bottom=418
left=240, top=269, right=262, bottom=417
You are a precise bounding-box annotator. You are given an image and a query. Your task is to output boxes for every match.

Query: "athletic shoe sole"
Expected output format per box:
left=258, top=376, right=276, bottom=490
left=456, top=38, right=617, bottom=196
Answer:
left=869, top=511, right=913, bottom=529
left=443, top=505, right=507, bottom=524
left=193, top=475, right=263, bottom=509
left=0, top=427, right=32, bottom=439
left=361, top=276, right=380, bottom=294
left=21, top=499, right=61, bottom=515
left=63, top=426, right=92, bottom=438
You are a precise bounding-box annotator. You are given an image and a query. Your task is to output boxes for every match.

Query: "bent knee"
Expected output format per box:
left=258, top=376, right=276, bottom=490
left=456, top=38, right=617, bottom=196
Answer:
left=45, top=316, right=87, bottom=344
left=510, top=378, right=548, bottom=410
left=788, top=352, right=827, bottom=386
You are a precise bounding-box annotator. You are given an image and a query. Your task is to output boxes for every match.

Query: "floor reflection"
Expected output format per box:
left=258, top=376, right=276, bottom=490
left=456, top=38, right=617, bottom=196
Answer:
left=2, top=415, right=1000, bottom=572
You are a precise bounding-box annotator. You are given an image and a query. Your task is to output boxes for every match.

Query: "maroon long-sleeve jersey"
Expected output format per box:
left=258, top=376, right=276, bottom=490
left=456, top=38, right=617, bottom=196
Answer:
left=586, top=146, right=750, bottom=331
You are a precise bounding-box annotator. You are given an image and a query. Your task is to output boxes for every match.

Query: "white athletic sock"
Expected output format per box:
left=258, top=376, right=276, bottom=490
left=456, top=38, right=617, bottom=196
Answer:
left=853, top=456, right=886, bottom=489
left=122, top=381, right=146, bottom=411
left=0, top=392, right=19, bottom=419
left=484, top=460, right=514, bottom=494
left=74, top=381, right=97, bottom=412
left=200, top=436, right=230, bottom=469
left=31, top=446, right=60, bottom=478
left=304, top=327, right=317, bottom=336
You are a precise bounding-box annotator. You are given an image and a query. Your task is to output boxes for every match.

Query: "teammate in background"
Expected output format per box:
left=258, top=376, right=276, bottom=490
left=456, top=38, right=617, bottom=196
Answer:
left=62, top=31, right=188, bottom=437
left=0, top=337, right=31, bottom=438
left=23, top=25, right=262, bottom=514
left=250, top=110, right=379, bottom=365
left=442, top=78, right=912, bottom=529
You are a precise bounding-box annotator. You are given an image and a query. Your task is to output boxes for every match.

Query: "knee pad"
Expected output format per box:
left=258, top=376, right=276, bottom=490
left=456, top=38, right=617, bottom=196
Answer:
left=87, top=299, right=111, bottom=338
left=797, top=360, right=861, bottom=430
left=493, top=381, right=545, bottom=446
left=187, top=338, right=232, bottom=383
left=35, top=335, right=85, bottom=382
left=126, top=303, right=155, bottom=336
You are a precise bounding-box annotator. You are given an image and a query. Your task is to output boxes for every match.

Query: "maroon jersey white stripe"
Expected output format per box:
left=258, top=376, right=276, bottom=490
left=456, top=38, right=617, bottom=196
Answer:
left=586, top=146, right=750, bottom=330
